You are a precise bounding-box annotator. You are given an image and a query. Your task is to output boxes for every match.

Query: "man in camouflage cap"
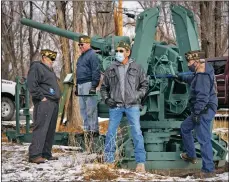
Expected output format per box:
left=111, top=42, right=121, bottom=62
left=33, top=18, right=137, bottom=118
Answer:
left=101, top=41, right=148, bottom=172
left=40, top=49, right=57, bottom=62
left=178, top=50, right=218, bottom=177
left=27, top=49, right=60, bottom=164
left=75, top=35, right=101, bottom=142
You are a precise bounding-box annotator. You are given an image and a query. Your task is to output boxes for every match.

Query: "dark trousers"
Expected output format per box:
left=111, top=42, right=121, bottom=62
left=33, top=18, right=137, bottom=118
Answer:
left=29, top=100, right=59, bottom=159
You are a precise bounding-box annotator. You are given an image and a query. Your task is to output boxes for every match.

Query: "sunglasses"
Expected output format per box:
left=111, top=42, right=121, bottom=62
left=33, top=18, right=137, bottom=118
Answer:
left=115, top=50, right=124, bottom=53
left=78, top=43, right=84, bottom=47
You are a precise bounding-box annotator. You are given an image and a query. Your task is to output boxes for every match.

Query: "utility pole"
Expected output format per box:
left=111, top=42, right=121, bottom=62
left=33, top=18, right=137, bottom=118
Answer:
left=114, top=0, right=123, bottom=36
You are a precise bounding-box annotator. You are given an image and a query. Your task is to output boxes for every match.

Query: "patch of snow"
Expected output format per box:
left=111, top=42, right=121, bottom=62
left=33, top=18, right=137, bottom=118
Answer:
left=98, top=117, right=109, bottom=122
left=1, top=142, right=228, bottom=181
left=1, top=120, right=33, bottom=126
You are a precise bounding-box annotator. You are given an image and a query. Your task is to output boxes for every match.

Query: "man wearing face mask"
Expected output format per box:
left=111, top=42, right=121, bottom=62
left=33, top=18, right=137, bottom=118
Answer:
left=27, top=49, right=61, bottom=164
left=75, top=35, right=100, bottom=137
left=100, top=41, right=148, bottom=172
left=177, top=50, right=218, bottom=177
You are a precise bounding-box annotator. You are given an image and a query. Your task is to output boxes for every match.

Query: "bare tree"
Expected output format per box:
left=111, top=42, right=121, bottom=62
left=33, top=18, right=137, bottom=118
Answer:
left=67, top=1, right=84, bottom=129
left=1, top=2, right=19, bottom=80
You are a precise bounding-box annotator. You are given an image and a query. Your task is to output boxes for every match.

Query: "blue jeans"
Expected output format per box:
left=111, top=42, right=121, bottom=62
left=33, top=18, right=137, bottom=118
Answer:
left=78, top=82, right=99, bottom=132
left=104, top=106, right=146, bottom=163
left=181, top=108, right=215, bottom=172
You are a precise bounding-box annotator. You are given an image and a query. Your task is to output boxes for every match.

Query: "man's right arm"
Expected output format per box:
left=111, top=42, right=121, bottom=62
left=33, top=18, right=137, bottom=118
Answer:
left=27, top=65, right=45, bottom=101
left=178, top=74, right=194, bottom=85
left=100, top=70, right=110, bottom=101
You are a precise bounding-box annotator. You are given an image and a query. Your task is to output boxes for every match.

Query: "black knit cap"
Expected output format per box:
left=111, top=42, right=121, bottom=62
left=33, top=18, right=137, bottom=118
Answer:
left=40, top=49, right=57, bottom=61
left=185, top=50, right=206, bottom=61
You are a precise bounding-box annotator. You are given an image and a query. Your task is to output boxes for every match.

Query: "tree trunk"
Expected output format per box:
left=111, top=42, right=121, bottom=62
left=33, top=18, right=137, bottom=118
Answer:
left=55, top=1, right=71, bottom=84
left=67, top=1, right=84, bottom=130
left=215, top=1, right=222, bottom=57
left=200, top=1, right=215, bottom=58
left=55, top=1, right=75, bottom=130
left=28, top=1, right=34, bottom=63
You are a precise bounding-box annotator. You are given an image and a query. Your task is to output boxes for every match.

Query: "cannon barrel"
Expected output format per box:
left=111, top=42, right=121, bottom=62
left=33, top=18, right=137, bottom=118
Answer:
left=21, top=18, right=84, bottom=41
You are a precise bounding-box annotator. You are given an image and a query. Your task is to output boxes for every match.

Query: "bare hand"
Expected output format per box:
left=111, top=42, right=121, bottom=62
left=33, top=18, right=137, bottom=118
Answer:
left=42, top=97, right=47, bottom=102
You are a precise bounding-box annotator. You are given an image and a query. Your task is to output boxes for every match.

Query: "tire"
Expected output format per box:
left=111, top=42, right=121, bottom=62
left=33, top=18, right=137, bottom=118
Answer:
left=1, top=97, right=15, bottom=121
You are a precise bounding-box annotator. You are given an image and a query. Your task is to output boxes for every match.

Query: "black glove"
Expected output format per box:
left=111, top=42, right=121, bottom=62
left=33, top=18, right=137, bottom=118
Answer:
left=89, top=87, right=96, bottom=94
left=174, top=74, right=181, bottom=80
left=192, top=114, right=200, bottom=124
left=75, top=86, right=78, bottom=96
left=105, top=98, right=117, bottom=108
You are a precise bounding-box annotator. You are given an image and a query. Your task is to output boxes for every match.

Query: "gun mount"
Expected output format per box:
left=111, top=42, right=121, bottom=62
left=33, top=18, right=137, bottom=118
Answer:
left=11, top=4, right=226, bottom=170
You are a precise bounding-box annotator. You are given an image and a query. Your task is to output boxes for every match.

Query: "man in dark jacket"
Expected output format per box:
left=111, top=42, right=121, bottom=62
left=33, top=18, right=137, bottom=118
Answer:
left=75, top=36, right=100, bottom=136
left=27, top=49, right=61, bottom=164
left=179, top=50, right=218, bottom=177
left=100, top=41, right=148, bottom=172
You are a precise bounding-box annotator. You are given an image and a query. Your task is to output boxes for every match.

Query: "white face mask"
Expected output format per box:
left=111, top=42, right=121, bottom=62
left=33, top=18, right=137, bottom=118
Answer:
left=115, top=52, right=125, bottom=62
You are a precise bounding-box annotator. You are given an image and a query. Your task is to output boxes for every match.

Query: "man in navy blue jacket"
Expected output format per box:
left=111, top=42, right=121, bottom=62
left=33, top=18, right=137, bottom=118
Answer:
left=179, top=50, right=218, bottom=177
left=75, top=35, right=100, bottom=138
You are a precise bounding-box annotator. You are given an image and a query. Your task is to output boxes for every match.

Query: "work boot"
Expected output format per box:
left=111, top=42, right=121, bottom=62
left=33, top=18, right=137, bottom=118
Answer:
left=105, top=163, right=116, bottom=169
left=180, top=153, right=197, bottom=164
left=194, top=171, right=216, bottom=179
left=136, top=163, right=146, bottom=173
left=44, top=156, right=58, bottom=160
left=29, top=156, right=46, bottom=164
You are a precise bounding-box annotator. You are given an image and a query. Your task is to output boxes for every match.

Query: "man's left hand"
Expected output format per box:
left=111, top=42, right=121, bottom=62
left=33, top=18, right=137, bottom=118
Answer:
left=89, top=87, right=96, bottom=94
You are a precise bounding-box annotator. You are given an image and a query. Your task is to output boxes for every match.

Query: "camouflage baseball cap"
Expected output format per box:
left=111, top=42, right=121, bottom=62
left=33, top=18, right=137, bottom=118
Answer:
left=79, top=35, right=91, bottom=43
left=116, top=41, right=131, bottom=51
left=185, top=50, right=205, bottom=61
left=40, top=49, right=57, bottom=61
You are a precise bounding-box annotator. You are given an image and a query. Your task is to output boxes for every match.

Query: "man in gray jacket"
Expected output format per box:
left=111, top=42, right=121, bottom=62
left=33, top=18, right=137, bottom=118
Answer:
left=100, top=41, right=148, bottom=172
left=27, top=49, right=60, bottom=164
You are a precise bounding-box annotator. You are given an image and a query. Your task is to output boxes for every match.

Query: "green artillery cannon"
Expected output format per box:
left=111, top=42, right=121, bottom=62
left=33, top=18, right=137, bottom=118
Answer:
left=7, top=4, right=227, bottom=170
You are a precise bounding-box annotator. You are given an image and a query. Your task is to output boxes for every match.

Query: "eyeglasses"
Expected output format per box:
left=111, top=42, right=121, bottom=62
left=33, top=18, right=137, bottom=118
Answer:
left=115, top=50, right=124, bottom=53
left=78, top=43, right=84, bottom=47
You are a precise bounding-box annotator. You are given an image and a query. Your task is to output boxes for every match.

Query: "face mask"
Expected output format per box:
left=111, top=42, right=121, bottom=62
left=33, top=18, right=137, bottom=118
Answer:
left=115, top=52, right=125, bottom=63
left=188, top=63, right=196, bottom=72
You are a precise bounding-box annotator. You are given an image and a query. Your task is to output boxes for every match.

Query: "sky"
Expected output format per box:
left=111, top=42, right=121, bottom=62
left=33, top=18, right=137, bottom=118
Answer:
left=122, top=1, right=143, bottom=37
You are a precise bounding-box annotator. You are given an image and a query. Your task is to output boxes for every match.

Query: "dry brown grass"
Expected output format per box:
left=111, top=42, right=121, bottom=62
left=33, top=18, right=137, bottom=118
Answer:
left=213, top=115, right=228, bottom=142
left=213, top=119, right=229, bottom=129
left=58, top=120, right=109, bottom=135
left=1, top=133, right=8, bottom=142
left=52, top=148, right=65, bottom=153
left=83, top=164, right=119, bottom=181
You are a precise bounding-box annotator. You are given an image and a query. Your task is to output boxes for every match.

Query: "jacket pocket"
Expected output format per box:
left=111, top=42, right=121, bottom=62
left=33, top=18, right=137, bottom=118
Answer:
left=108, top=69, right=118, bottom=85
left=127, top=68, right=138, bottom=84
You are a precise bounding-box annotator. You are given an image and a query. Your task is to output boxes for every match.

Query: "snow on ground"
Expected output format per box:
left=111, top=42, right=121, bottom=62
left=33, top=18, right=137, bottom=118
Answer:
left=1, top=142, right=228, bottom=181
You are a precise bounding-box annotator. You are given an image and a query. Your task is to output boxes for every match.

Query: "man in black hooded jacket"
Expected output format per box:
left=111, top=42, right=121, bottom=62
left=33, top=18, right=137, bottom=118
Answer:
left=27, top=49, right=60, bottom=164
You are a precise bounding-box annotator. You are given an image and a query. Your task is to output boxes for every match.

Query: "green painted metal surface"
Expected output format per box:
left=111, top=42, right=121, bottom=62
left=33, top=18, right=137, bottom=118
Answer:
left=6, top=129, right=69, bottom=146
left=15, top=77, right=31, bottom=135
left=11, top=4, right=228, bottom=170
left=170, top=4, right=200, bottom=62
left=130, top=7, right=159, bottom=72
